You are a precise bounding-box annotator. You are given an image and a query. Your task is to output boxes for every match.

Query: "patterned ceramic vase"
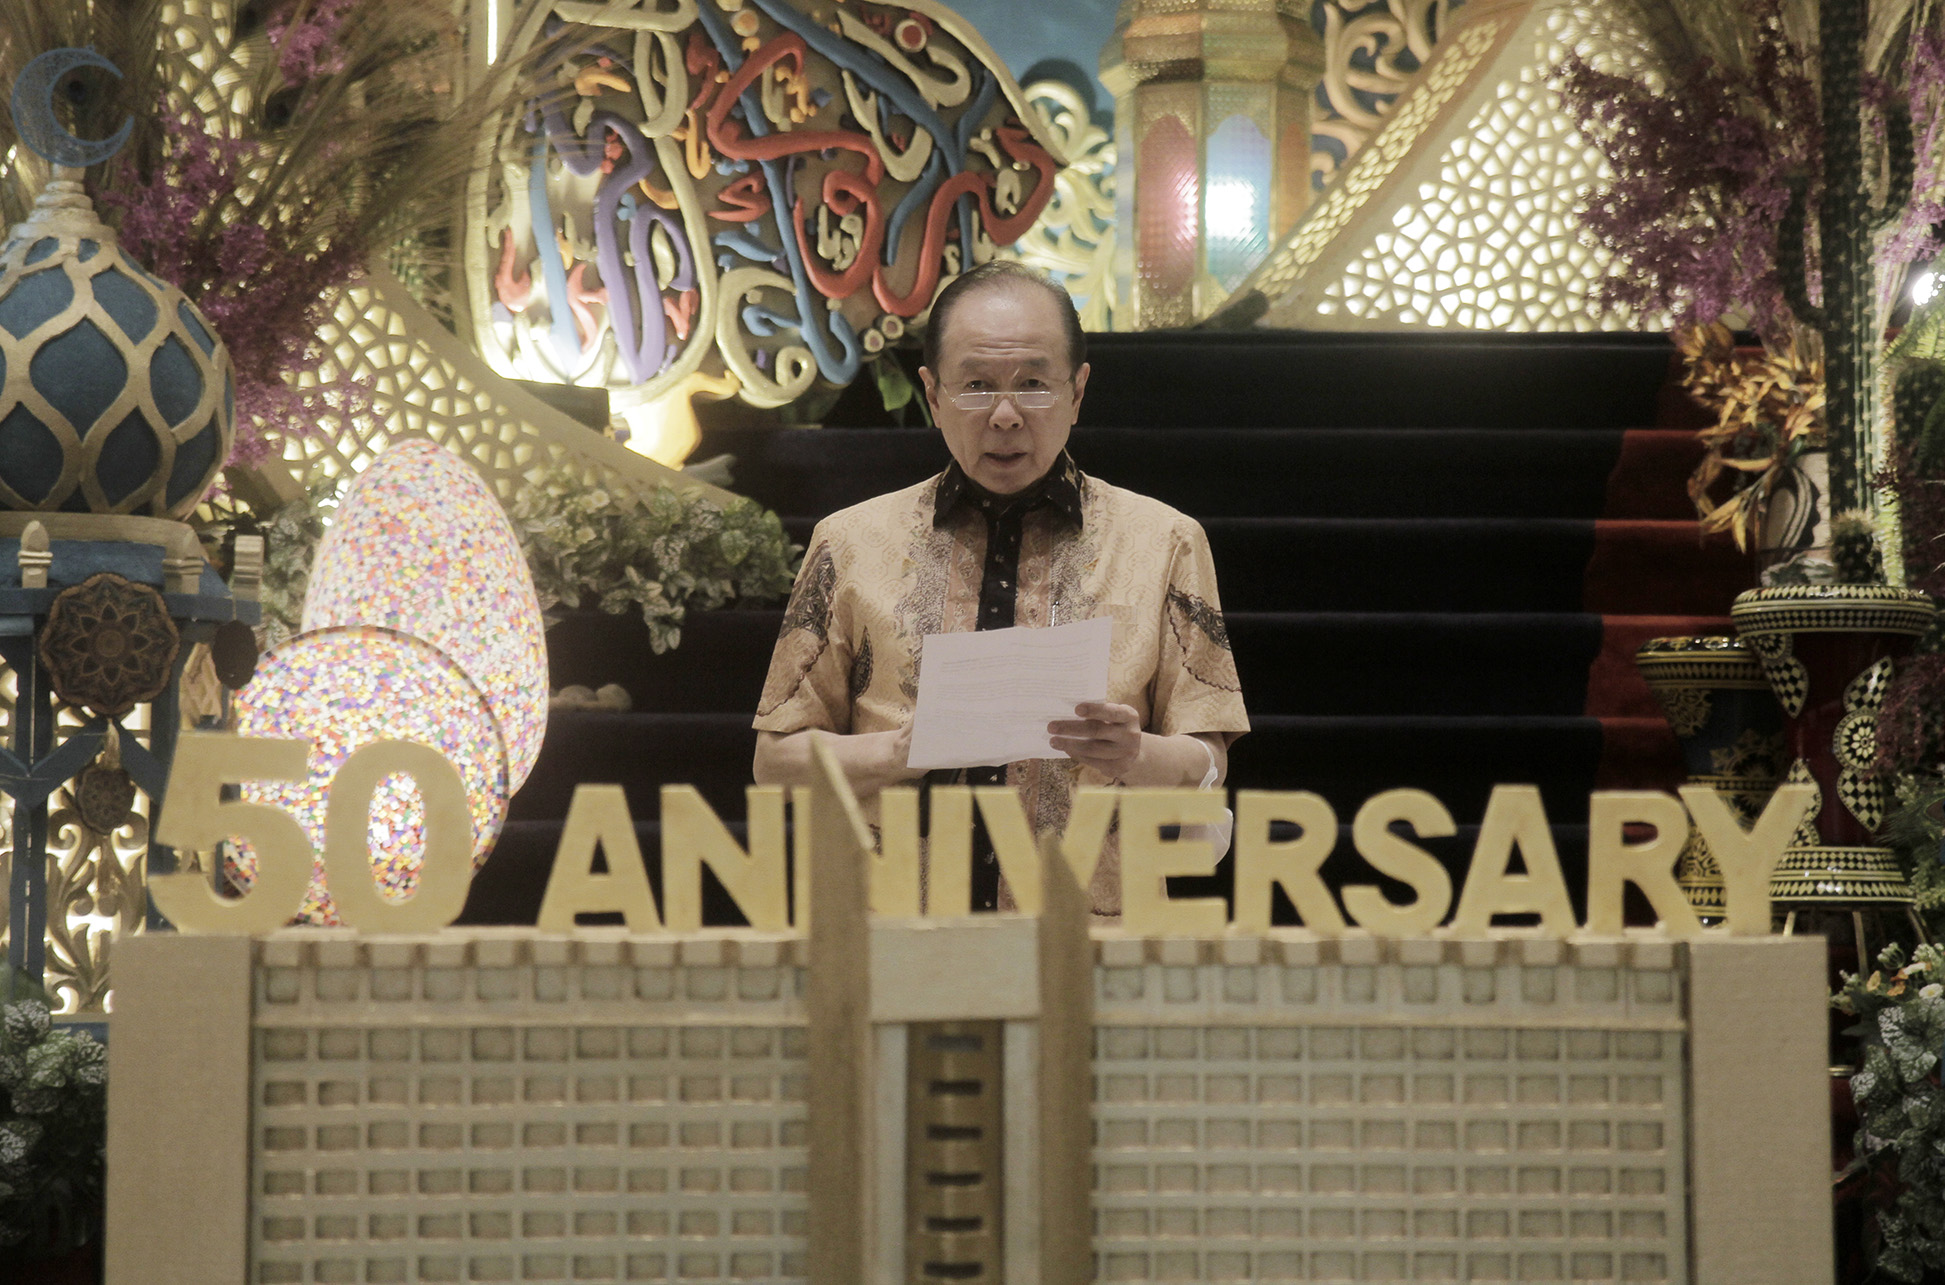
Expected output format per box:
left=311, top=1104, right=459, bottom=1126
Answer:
left=1634, top=636, right=1788, bottom=920
left=1730, top=586, right=1937, bottom=907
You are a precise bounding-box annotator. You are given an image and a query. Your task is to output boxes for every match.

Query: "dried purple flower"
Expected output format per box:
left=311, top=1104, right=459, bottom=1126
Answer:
left=1556, top=0, right=1819, bottom=345
left=101, top=113, right=370, bottom=467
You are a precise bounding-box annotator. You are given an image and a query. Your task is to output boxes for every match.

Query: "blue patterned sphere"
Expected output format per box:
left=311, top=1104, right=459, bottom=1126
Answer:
left=0, top=179, right=234, bottom=518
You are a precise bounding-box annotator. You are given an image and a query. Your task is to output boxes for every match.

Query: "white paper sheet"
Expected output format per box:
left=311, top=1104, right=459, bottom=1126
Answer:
left=905, top=617, right=1115, bottom=771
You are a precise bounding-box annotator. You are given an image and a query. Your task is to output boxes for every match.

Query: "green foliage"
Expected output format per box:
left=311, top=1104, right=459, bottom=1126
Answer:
left=238, top=467, right=800, bottom=656
left=0, top=1000, right=106, bottom=1257
left=1837, top=943, right=1945, bottom=1281
left=509, top=468, right=801, bottom=653
left=1883, top=777, right=1945, bottom=930
left=257, top=480, right=339, bottom=647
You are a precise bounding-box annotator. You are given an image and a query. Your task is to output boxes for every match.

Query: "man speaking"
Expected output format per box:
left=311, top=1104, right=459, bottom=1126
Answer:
left=752, top=261, right=1248, bottom=917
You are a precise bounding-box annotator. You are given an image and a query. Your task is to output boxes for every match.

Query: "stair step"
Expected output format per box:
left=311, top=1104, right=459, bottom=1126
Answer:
left=546, top=608, right=778, bottom=713
left=510, top=710, right=757, bottom=824
left=1074, top=331, right=1674, bottom=430
left=548, top=608, right=1610, bottom=719
left=1229, top=714, right=1604, bottom=821
left=1231, top=612, right=1603, bottom=716
left=708, top=426, right=1687, bottom=522
left=1194, top=517, right=1740, bottom=614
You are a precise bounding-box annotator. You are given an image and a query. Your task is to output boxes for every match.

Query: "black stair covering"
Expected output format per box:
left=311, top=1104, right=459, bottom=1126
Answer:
left=463, top=330, right=1693, bottom=925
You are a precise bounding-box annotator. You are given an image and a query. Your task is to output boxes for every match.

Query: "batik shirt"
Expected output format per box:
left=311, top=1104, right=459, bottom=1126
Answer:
left=753, top=452, right=1250, bottom=915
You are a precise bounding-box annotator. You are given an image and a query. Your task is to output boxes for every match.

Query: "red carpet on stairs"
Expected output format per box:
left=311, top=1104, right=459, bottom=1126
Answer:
left=1587, top=409, right=1757, bottom=793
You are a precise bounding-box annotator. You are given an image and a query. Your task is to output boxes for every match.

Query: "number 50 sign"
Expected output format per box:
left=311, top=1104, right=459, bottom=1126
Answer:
left=150, top=732, right=480, bottom=935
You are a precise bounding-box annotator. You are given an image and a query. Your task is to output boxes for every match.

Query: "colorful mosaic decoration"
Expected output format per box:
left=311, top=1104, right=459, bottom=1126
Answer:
left=302, top=441, right=549, bottom=791
left=232, top=626, right=510, bottom=925
left=469, top=0, right=1062, bottom=409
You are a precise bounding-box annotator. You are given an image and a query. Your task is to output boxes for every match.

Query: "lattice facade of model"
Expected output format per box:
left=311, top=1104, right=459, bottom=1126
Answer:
left=109, top=924, right=1833, bottom=1285
left=1231, top=0, right=1665, bottom=333
left=997, top=81, right=1119, bottom=332
left=292, top=270, right=727, bottom=509
left=243, top=934, right=809, bottom=1285
left=1091, top=935, right=1690, bottom=1283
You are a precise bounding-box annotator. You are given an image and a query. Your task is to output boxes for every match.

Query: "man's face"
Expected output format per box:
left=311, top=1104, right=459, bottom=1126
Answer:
left=920, top=282, right=1089, bottom=495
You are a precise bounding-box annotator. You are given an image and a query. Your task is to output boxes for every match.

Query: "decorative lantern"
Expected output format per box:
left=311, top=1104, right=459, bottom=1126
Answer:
left=0, top=49, right=256, bottom=1002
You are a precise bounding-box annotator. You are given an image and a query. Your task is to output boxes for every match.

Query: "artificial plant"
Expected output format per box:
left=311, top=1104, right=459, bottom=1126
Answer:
left=1836, top=943, right=1945, bottom=1281
left=0, top=991, right=106, bottom=1261
left=507, top=466, right=801, bottom=653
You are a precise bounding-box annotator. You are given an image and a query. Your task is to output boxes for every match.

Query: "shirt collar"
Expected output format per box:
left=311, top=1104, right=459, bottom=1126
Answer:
left=933, top=451, right=1085, bottom=530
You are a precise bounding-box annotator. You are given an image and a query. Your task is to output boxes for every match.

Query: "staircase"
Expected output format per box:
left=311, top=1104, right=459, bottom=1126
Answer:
left=461, top=330, right=1753, bottom=924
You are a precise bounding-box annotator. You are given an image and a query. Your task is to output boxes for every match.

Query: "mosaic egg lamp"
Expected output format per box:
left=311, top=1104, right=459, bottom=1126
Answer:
left=302, top=440, right=550, bottom=790
left=233, top=625, right=512, bottom=924
left=0, top=177, right=235, bottom=517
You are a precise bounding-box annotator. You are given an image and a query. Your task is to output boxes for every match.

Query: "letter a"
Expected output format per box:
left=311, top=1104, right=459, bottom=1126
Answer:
left=538, top=785, right=662, bottom=932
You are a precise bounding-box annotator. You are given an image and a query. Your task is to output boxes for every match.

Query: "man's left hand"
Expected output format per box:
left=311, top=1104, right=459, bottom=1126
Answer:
left=1048, top=701, right=1144, bottom=779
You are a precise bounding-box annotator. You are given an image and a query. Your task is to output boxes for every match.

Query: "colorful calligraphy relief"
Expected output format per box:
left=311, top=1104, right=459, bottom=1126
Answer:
left=470, top=0, right=1065, bottom=409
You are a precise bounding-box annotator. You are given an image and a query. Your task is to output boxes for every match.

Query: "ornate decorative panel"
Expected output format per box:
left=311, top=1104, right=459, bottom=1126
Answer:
left=1090, top=936, right=1692, bottom=1283
left=1311, top=0, right=1468, bottom=191
left=292, top=271, right=726, bottom=508
left=464, top=0, right=1064, bottom=410
left=1240, top=0, right=1665, bottom=333
left=1313, top=3, right=1660, bottom=330
left=996, top=81, right=1119, bottom=332
left=0, top=670, right=157, bottom=1016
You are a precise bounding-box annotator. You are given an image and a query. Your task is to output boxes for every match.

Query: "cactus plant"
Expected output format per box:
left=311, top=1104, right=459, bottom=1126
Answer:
left=1832, top=510, right=1888, bottom=584
left=1894, top=358, right=1945, bottom=475
left=1778, top=0, right=1917, bottom=518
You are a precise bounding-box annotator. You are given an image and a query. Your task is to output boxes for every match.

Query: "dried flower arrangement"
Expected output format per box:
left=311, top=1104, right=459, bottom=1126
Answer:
left=1561, top=0, right=1945, bottom=563
left=1676, top=322, right=1826, bottom=551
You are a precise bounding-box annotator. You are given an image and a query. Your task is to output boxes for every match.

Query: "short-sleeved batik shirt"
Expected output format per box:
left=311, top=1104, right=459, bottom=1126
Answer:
left=754, top=454, right=1250, bottom=915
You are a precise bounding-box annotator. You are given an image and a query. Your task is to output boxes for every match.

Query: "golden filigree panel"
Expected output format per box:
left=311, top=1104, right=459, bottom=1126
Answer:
left=1252, top=12, right=1508, bottom=301
left=0, top=670, right=156, bottom=1016
left=1311, top=0, right=1463, bottom=191
left=997, top=81, right=1118, bottom=331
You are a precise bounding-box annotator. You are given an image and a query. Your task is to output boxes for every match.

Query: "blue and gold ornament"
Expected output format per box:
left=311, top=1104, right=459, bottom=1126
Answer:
left=0, top=49, right=234, bottom=519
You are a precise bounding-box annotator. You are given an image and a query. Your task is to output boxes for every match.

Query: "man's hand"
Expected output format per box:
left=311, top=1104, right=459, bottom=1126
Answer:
left=1048, top=701, right=1144, bottom=780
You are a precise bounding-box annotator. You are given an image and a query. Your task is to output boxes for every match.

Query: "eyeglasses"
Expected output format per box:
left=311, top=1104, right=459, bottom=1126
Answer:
left=946, top=387, right=1062, bottom=411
